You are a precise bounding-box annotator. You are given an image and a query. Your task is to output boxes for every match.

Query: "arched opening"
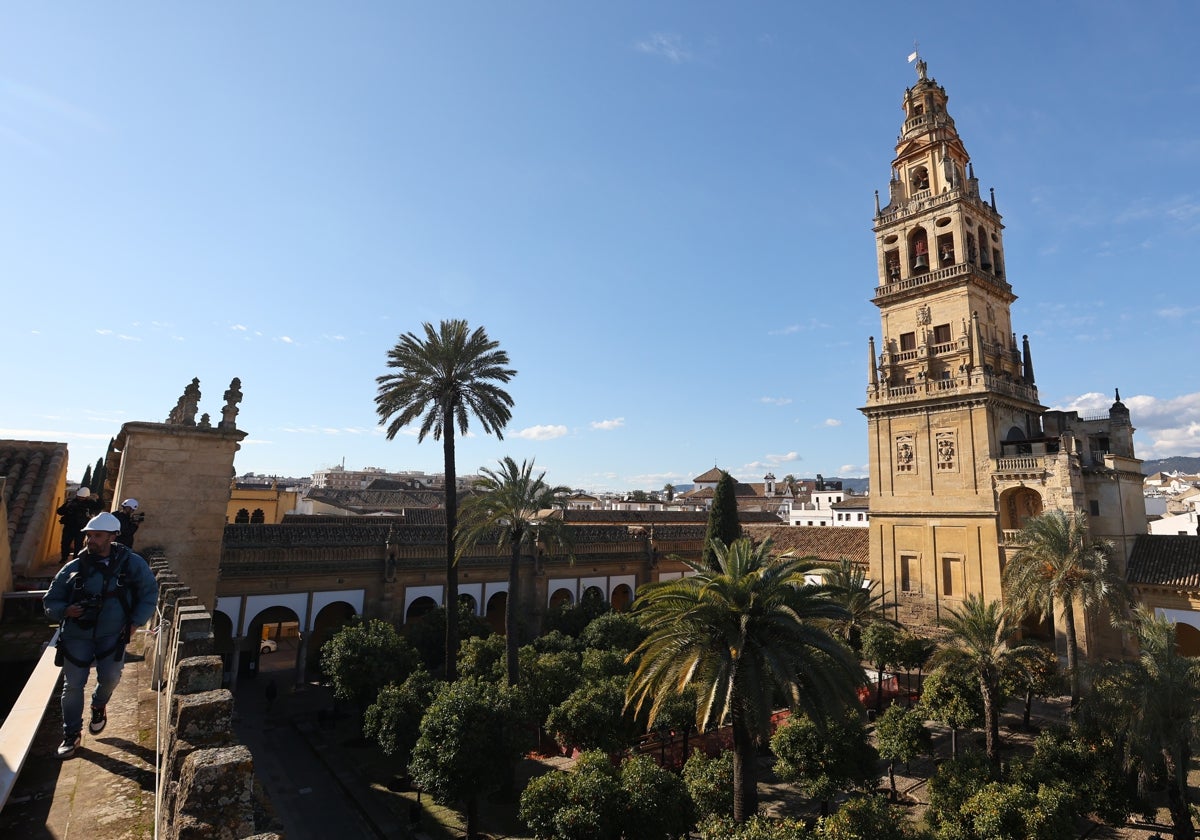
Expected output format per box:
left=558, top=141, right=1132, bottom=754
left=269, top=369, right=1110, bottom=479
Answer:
left=910, top=165, right=930, bottom=192
left=459, top=593, right=478, bottom=617
left=582, top=586, right=605, bottom=605
left=611, top=584, right=634, bottom=613
left=235, top=508, right=250, bottom=524
left=243, top=605, right=301, bottom=681
left=1175, top=622, right=1200, bottom=657
left=405, top=596, right=438, bottom=627
left=1000, top=487, right=1043, bottom=532
left=548, top=588, right=574, bottom=610
left=212, top=610, right=234, bottom=687
left=250, top=508, right=265, bottom=524
left=309, top=601, right=358, bottom=682
left=978, top=225, right=991, bottom=269
left=909, top=228, right=930, bottom=274
left=485, top=592, right=507, bottom=635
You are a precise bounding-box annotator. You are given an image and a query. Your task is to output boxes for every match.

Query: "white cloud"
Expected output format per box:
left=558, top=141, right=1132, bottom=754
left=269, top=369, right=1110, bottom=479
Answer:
left=231, top=324, right=247, bottom=331
left=515, top=424, right=568, bottom=441
left=824, top=418, right=842, bottom=427
left=591, top=418, right=625, bottom=431
left=744, top=452, right=802, bottom=471
left=96, top=329, right=113, bottom=335
left=838, top=464, right=869, bottom=477
left=279, top=336, right=294, bottom=344
left=635, top=33, right=691, bottom=63
left=760, top=397, right=793, bottom=406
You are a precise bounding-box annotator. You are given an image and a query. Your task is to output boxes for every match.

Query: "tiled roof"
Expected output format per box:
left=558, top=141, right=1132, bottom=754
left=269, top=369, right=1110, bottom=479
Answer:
left=831, top=496, right=870, bottom=510
left=1127, top=534, right=1200, bottom=590
left=693, top=467, right=724, bottom=482
left=743, top=525, right=869, bottom=564
left=304, top=487, right=445, bottom=514
left=563, top=510, right=782, bottom=526
left=1, top=440, right=69, bottom=574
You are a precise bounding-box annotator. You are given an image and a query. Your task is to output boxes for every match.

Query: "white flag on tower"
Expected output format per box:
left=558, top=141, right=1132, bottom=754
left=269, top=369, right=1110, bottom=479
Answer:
left=907, top=51, right=919, bottom=63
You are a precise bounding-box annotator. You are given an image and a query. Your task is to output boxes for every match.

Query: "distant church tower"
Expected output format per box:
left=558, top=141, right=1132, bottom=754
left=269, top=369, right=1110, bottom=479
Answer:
left=861, top=58, right=1144, bottom=654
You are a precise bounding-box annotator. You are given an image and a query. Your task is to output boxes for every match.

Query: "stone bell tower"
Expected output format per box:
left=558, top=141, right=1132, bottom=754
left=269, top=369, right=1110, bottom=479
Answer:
left=860, top=58, right=1046, bottom=627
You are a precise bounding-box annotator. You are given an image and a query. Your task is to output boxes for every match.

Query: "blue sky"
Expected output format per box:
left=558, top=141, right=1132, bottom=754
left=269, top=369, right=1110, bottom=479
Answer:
left=3, top=2, right=1198, bottom=493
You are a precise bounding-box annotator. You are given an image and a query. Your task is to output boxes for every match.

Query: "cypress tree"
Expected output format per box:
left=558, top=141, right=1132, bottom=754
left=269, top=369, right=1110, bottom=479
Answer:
left=91, top=457, right=106, bottom=500
left=80, top=464, right=93, bottom=489
left=702, top=470, right=741, bottom=566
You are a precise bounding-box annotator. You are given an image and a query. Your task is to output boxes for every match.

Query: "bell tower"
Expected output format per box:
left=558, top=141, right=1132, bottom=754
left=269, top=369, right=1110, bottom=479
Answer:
left=861, top=58, right=1045, bottom=625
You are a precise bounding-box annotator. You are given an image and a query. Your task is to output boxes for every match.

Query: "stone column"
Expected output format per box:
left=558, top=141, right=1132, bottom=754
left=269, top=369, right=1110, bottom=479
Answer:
left=294, top=633, right=308, bottom=686
left=228, top=639, right=242, bottom=695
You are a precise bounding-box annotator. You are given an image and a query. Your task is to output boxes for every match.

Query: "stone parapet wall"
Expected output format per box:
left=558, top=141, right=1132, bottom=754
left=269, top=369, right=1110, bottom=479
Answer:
left=148, top=557, right=280, bottom=840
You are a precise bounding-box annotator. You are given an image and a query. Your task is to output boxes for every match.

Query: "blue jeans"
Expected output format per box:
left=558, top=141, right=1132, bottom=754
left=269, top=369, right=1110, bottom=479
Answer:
left=60, top=636, right=125, bottom=736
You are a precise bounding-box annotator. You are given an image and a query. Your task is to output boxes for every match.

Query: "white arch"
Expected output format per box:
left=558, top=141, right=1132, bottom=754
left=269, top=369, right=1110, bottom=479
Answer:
left=241, top=592, right=308, bottom=637
left=309, top=589, right=364, bottom=631
left=547, top=579, right=577, bottom=607
left=404, top=585, right=444, bottom=618
left=1156, top=607, right=1200, bottom=634
left=216, top=596, right=243, bottom=634
left=459, top=582, right=483, bottom=616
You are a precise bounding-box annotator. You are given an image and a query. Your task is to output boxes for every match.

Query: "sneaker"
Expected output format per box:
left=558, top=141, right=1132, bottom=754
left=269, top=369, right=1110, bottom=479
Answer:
left=89, top=706, right=107, bottom=735
left=57, top=733, right=81, bottom=759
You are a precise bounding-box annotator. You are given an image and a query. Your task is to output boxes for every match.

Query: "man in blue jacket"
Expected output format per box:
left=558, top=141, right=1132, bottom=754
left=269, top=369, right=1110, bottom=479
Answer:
left=44, top=511, right=159, bottom=759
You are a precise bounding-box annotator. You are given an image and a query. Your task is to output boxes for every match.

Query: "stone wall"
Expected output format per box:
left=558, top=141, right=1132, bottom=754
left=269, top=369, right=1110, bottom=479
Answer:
left=147, top=555, right=279, bottom=840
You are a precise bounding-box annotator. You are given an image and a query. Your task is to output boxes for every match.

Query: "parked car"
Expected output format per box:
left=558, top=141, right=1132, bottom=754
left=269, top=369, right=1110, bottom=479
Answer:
left=260, top=638, right=278, bottom=654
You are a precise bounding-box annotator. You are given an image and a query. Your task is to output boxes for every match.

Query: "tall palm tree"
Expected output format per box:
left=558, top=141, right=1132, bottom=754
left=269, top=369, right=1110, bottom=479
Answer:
left=935, top=595, right=1035, bottom=764
left=626, top=537, right=864, bottom=822
left=1002, top=509, right=1129, bottom=705
left=457, top=456, right=572, bottom=686
left=1116, top=608, right=1200, bottom=840
left=375, top=319, right=515, bottom=681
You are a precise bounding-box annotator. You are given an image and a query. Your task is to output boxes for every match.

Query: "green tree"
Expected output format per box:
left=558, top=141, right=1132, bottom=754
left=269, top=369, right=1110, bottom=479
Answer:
left=698, top=815, right=815, bottom=840
left=457, top=456, right=571, bottom=685
left=953, top=780, right=1076, bottom=840
left=683, top=749, right=735, bottom=821
left=770, top=710, right=879, bottom=815
left=403, top=600, right=491, bottom=673
left=918, top=662, right=984, bottom=759
left=819, top=795, right=921, bottom=840
left=627, top=538, right=864, bottom=822
left=80, top=463, right=93, bottom=490
left=861, top=621, right=902, bottom=711
left=1002, top=509, right=1128, bottom=705
left=618, top=753, right=694, bottom=839
left=543, top=588, right=610, bottom=638
left=702, top=470, right=742, bottom=567
left=408, top=677, right=527, bottom=839
left=320, top=618, right=419, bottom=712
left=547, top=675, right=638, bottom=753
left=935, top=596, right=1034, bottom=764
left=1103, top=609, right=1200, bottom=839
left=458, top=633, right=507, bottom=681
left=578, top=610, right=647, bottom=654
left=894, top=632, right=938, bottom=705
left=361, top=668, right=437, bottom=758
left=875, top=704, right=931, bottom=801
left=375, top=319, right=515, bottom=681
left=924, top=750, right=994, bottom=834
left=823, top=559, right=894, bottom=655
left=664, top=483, right=675, bottom=502
left=516, top=646, right=582, bottom=727
left=1000, top=643, right=1058, bottom=730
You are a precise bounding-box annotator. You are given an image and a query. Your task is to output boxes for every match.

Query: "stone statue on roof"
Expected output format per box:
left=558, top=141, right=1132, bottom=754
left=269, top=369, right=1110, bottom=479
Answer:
left=167, top=378, right=202, bottom=425
left=219, top=377, right=243, bottom=430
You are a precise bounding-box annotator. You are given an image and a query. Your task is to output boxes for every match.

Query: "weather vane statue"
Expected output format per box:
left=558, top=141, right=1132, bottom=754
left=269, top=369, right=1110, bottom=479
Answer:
left=907, top=40, right=927, bottom=81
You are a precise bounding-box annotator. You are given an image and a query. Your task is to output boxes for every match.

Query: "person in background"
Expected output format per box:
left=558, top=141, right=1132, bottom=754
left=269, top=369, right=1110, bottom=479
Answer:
left=56, top=487, right=98, bottom=563
left=114, top=499, right=141, bottom=548
left=44, top=512, right=158, bottom=759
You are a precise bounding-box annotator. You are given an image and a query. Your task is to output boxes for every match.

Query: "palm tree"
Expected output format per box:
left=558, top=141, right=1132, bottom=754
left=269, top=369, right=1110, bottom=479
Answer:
left=823, top=557, right=895, bottom=654
left=1115, top=608, right=1200, bottom=840
left=626, top=537, right=864, bottom=822
left=935, top=595, right=1034, bottom=764
left=1002, top=509, right=1129, bottom=705
left=457, top=457, right=572, bottom=686
left=375, top=319, right=515, bottom=681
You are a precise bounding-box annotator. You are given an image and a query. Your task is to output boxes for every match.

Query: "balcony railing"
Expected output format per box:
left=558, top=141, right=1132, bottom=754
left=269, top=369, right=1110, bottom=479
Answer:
left=996, top=456, right=1044, bottom=473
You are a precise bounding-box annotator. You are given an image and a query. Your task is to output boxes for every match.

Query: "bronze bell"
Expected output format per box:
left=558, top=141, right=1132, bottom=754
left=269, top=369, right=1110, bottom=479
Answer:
left=913, top=253, right=929, bottom=270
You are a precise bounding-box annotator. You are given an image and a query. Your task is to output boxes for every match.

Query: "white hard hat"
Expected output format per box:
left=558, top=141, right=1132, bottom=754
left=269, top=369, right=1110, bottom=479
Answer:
left=121, top=498, right=139, bottom=510
left=76, top=487, right=91, bottom=498
left=83, top=512, right=121, bottom=533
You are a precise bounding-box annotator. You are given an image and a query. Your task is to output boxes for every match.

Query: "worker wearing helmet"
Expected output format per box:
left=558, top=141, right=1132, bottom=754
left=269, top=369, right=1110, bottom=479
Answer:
left=44, top=512, right=158, bottom=759
left=114, top=498, right=142, bottom=549
left=56, top=486, right=99, bottom=563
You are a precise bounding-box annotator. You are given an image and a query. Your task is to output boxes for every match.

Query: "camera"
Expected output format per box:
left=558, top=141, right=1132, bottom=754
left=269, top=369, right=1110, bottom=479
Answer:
left=72, top=594, right=104, bottom=629
left=132, top=512, right=145, bottom=523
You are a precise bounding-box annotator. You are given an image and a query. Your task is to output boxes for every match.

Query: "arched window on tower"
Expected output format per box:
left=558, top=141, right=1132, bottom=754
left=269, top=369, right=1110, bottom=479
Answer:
left=885, top=248, right=900, bottom=282
left=250, top=508, right=265, bottom=524
left=978, top=226, right=992, bottom=269
left=235, top=508, right=250, bottom=524
left=966, top=232, right=977, bottom=265
left=936, top=233, right=955, bottom=267
left=910, top=229, right=930, bottom=273
left=910, top=165, right=930, bottom=192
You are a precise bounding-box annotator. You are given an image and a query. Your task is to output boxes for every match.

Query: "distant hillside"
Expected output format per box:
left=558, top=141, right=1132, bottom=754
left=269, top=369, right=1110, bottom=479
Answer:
left=1143, top=457, right=1200, bottom=476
